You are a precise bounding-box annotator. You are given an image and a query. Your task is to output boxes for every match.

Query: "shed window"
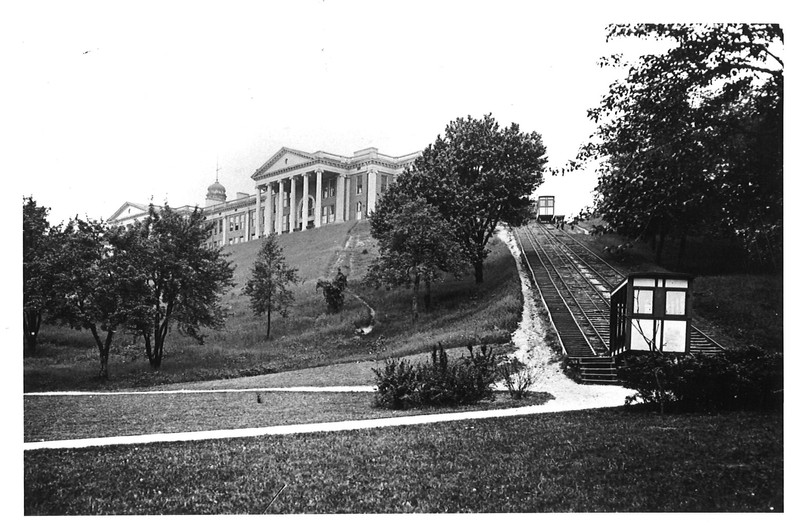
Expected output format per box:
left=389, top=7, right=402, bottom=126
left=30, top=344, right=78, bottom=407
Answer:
left=631, top=319, right=656, bottom=351
left=665, top=291, right=686, bottom=315
left=633, top=289, right=653, bottom=314
left=662, top=321, right=687, bottom=352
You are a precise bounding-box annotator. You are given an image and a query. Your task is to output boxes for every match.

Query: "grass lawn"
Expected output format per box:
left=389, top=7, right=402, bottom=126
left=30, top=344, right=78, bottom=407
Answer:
left=24, top=390, right=553, bottom=443
left=24, top=408, right=783, bottom=514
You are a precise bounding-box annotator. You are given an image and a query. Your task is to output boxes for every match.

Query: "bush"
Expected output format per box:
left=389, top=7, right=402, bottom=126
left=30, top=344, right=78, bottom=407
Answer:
left=498, top=357, right=538, bottom=399
left=316, top=269, right=348, bottom=313
left=617, top=346, right=783, bottom=413
left=372, top=343, right=499, bottom=409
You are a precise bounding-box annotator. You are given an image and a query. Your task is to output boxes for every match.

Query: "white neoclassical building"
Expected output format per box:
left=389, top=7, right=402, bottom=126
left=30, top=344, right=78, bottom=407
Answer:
left=109, top=146, right=420, bottom=247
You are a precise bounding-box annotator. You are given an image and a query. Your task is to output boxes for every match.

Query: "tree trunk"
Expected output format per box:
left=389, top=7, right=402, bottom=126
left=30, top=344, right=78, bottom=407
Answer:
left=473, top=260, right=484, bottom=284
left=424, top=278, right=432, bottom=311
left=655, top=230, right=667, bottom=265
left=143, top=332, right=153, bottom=364
left=411, top=274, right=420, bottom=323
left=677, top=229, right=688, bottom=269
left=267, top=307, right=272, bottom=339
left=89, top=325, right=114, bottom=381
left=99, top=349, right=110, bottom=380
left=23, top=309, right=40, bottom=356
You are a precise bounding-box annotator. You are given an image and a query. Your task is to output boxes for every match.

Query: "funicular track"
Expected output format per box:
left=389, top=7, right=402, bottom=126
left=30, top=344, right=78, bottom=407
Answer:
left=514, top=222, right=727, bottom=384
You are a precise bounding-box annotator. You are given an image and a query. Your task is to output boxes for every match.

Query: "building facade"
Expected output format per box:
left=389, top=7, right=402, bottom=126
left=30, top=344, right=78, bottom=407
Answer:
left=108, top=146, right=420, bottom=247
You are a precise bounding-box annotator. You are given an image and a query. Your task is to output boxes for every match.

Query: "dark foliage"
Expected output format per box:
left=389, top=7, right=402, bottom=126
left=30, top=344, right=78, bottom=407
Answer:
left=243, top=233, right=299, bottom=339
left=372, top=344, right=499, bottom=409
left=582, top=24, right=783, bottom=269
left=316, top=268, right=348, bottom=313
left=385, top=114, right=547, bottom=283
left=617, top=346, right=782, bottom=412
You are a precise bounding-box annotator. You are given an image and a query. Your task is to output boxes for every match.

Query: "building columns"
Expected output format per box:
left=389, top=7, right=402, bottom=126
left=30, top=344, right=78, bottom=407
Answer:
left=335, top=173, right=345, bottom=222
left=315, top=170, right=322, bottom=227
left=221, top=214, right=228, bottom=245
left=255, top=185, right=262, bottom=238
left=264, top=183, right=273, bottom=236
left=302, top=173, right=309, bottom=230
left=344, top=176, right=350, bottom=221
left=277, top=179, right=285, bottom=233
left=245, top=208, right=251, bottom=241
left=367, top=169, right=377, bottom=214
left=289, top=176, right=297, bottom=232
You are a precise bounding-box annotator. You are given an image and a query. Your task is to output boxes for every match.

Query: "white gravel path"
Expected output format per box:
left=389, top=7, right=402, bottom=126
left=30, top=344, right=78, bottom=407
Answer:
left=24, top=225, right=632, bottom=451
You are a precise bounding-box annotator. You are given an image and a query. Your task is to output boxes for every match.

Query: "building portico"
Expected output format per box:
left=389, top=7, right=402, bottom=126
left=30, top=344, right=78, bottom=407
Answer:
left=249, top=147, right=419, bottom=238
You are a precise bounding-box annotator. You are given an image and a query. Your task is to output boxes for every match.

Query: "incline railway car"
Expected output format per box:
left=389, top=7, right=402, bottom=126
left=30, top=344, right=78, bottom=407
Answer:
left=536, top=195, right=555, bottom=222
left=610, top=272, right=693, bottom=357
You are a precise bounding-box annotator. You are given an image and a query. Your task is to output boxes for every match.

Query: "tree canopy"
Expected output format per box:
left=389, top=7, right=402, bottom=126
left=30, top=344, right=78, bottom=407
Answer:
left=390, top=114, right=547, bottom=283
left=49, top=218, right=147, bottom=379
left=128, top=205, right=235, bottom=369
left=23, top=197, right=58, bottom=356
left=367, top=194, right=464, bottom=322
left=243, top=233, right=299, bottom=339
left=582, top=24, right=783, bottom=267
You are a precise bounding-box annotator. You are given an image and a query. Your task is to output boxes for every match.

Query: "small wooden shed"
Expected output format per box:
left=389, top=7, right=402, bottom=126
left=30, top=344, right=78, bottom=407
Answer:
left=609, top=272, right=693, bottom=357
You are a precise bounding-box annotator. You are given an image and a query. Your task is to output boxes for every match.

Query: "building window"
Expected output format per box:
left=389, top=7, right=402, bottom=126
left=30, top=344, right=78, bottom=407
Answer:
left=381, top=174, right=388, bottom=192
left=323, top=187, right=328, bottom=199
left=357, top=175, right=363, bottom=195
left=330, top=182, right=336, bottom=197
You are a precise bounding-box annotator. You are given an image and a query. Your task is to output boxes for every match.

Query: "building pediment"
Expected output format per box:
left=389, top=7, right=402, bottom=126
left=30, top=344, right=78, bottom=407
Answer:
left=251, top=147, right=316, bottom=181
left=108, top=201, right=149, bottom=223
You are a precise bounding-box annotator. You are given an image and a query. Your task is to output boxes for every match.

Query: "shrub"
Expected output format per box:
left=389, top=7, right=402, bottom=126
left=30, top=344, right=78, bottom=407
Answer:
left=372, top=343, right=500, bottom=409
left=617, top=346, right=783, bottom=413
left=498, top=357, right=538, bottom=399
left=372, top=358, right=417, bottom=410
left=316, top=268, right=348, bottom=313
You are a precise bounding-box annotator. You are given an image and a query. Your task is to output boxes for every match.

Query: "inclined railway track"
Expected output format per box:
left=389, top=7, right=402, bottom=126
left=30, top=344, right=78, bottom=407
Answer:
left=513, top=222, right=727, bottom=382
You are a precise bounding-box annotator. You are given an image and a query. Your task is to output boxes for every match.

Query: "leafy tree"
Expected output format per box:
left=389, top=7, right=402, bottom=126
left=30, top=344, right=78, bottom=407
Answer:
left=582, top=24, right=783, bottom=267
left=49, top=219, right=145, bottom=379
left=391, top=114, right=547, bottom=283
left=316, top=268, right=348, bottom=313
left=367, top=195, right=464, bottom=322
left=128, top=205, right=235, bottom=370
left=23, top=197, right=59, bottom=356
left=243, top=233, right=299, bottom=339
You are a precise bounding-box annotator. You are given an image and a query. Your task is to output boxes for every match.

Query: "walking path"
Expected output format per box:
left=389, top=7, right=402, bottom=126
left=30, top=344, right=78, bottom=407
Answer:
left=24, top=225, right=632, bottom=451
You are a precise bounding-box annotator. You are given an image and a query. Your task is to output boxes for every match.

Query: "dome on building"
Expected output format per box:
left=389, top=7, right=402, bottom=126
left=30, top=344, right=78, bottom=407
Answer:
left=206, top=179, right=227, bottom=205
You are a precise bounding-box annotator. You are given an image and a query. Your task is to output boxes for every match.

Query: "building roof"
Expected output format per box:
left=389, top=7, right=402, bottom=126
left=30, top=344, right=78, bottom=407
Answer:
left=250, top=146, right=421, bottom=182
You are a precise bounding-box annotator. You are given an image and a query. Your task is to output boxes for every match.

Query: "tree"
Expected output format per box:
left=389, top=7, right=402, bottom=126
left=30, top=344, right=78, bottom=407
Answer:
left=243, top=233, right=299, bottom=339
left=367, top=195, right=464, bottom=322
left=50, top=219, right=145, bottom=379
left=389, top=114, right=547, bottom=283
left=23, top=197, right=58, bottom=356
left=128, top=205, right=235, bottom=370
left=316, top=268, right=348, bottom=313
left=582, top=24, right=783, bottom=267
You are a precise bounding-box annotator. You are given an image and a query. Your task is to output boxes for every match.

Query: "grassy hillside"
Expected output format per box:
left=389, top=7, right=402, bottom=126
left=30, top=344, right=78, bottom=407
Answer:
left=25, top=221, right=521, bottom=391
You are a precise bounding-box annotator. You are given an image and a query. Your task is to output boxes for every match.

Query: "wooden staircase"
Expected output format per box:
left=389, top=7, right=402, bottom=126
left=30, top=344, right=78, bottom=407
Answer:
left=570, top=356, right=619, bottom=385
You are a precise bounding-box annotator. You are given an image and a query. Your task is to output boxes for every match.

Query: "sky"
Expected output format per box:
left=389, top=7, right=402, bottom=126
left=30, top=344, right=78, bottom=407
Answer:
left=4, top=0, right=792, bottom=226
left=2, top=0, right=781, bottom=226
